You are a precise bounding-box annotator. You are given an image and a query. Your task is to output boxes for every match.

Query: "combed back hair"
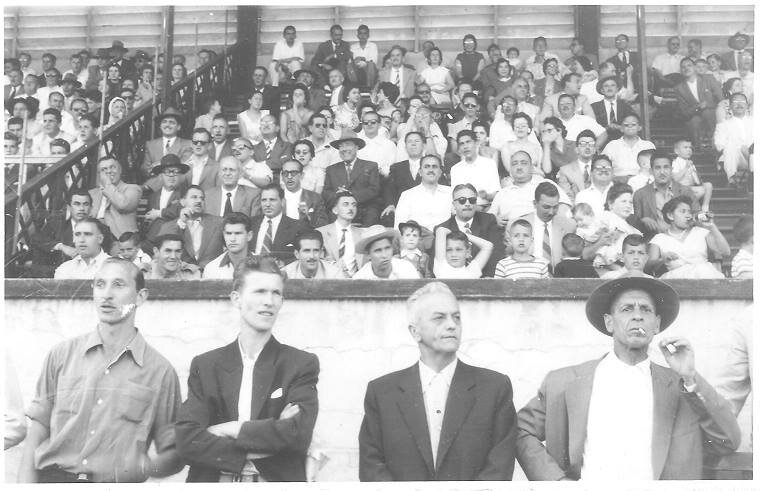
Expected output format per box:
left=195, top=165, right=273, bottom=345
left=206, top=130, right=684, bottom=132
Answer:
left=294, top=229, right=324, bottom=250
left=572, top=202, right=594, bottom=217
left=223, top=212, right=251, bottom=232
left=561, top=233, right=585, bottom=257
left=99, top=257, right=145, bottom=291
left=118, top=231, right=140, bottom=244
left=232, top=255, right=285, bottom=292
left=604, top=183, right=634, bottom=210
left=153, top=233, right=184, bottom=250
left=331, top=189, right=356, bottom=209
left=650, top=148, right=672, bottom=167
left=192, top=127, right=212, bottom=140
left=509, top=218, right=533, bottom=233
left=591, top=154, right=612, bottom=170
left=661, top=195, right=693, bottom=224
left=260, top=182, right=285, bottom=199
left=534, top=181, right=559, bottom=202
left=75, top=216, right=103, bottom=231
left=456, top=129, right=476, bottom=143
left=405, top=131, right=425, bottom=143
left=452, top=183, right=477, bottom=196
left=185, top=184, right=205, bottom=198
left=282, top=159, right=304, bottom=172
left=472, top=120, right=490, bottom=134
left=68, top=187, right=92, bottom=204
left=732, top=215, right=753, bottom=244
left=622, top=234, right=646, bottom=252
left=406, top=281, right=456, bottom=325
left=576, top=129, right=596, bottom=143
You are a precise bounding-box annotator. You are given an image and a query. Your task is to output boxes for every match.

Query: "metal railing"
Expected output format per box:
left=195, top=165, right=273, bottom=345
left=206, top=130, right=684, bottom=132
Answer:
left=4, top=44, right=241, bottom=275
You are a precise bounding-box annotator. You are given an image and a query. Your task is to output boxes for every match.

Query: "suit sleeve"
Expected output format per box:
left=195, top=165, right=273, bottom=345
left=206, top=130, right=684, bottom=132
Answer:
left=142, top=142, right=157, bottom=177
left=675, top=86, right=697, bottom=119
left=322, top=167, right=337, bottom=210
left=475, top=376, right=517, bottom=480
left=234, top=353, right=319, bottom=454
left=557, top=170, right=575, bottom=201
left=632, top=188, right=646, bottom=221
left=174, top=356, right=248, bottom=473
left=516, top=375, right=568, bottom=481
left=382, top=168, right=397, bottom=206
left=686, top=373, right=742, bottom=455
left=107, top=184, right=141, bottom=212
left=358, top=381, right=395, bottom=481
left=310, top=195, right=329, bottom=228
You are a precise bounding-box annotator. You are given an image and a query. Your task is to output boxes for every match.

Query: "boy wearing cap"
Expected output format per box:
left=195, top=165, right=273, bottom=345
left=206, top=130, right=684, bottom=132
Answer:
left=395, top=220, right=430, bottom=278
left=517, top=276, right=740, bottom=481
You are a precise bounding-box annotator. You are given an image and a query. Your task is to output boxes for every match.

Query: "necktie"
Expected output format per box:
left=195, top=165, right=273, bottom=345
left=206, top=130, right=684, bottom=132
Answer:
left=262, top=219, right=273, bottom=254
left=164, top=139, right=171, bottom=156
left=189, top=219, right=202, bottom=258
left=609, top=102, right=616, bottom=124
left=96, top=195, right=109, bottom=219
left=10, top=86, right=17, bottom=99
left=339, top=228, right=347, bottom=258
left=542, top=222, right=552, bottom=265
left=736, top=51, right=742, bottom=70
left=345, top=161, right=352, bottom=182
left=224, top=192, right=233, bottom=216
left=622, top=52, right=628, bottom=66
left=463, top=222, right=472, bottom=234
left=583, top=164, right=591, bottom=188
left=393, top=69, right=400, bottom=87
left=265, top=140, right=273, bottom=160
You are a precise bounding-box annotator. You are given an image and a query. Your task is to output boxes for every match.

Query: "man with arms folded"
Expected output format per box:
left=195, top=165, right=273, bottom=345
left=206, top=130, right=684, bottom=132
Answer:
left=359, top=282, right=517, bottom=480
left=517, top=275, right=740, bottom=480
left=20, top=258, right=183, bottom=482
left=176, top=256, right=319, bottom=481
left=394, top=154, right=452, bottom=234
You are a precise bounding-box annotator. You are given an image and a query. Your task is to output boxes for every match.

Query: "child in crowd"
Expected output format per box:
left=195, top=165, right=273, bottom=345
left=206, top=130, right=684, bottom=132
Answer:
left=672, top=139, right=713, bottom=212
left=572, top=202, right=604, bottom=243
left=433, top=227, right=492, bottom=279
left=600, top=234, right=652, bottom=279
left=627, top=148, right=655, bottom=192
left=553, top=233, right=598, bottom=278
left=731, top=214, right=753, bottom=279
left=506, top=47, right=523, bottom=71
left=395, top=220, right=430, bottom=278
left=494, top=219, right=550, bottom=279
left=117, top=232, right=152, bottom=267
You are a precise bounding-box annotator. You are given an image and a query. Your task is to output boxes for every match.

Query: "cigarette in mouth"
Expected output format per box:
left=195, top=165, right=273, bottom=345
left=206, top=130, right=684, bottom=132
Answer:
left=666, top=343, right=677, bottom=354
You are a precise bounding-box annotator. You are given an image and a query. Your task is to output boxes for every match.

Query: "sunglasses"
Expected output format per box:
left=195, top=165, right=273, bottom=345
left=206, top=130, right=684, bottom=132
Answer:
left=454, top=197, right=477, bottom=205
left=191, top=140, right=209, bottom=145
left=417, top=90, right=431, bottom=94
left=162, top=169, right=181, bottom=176
left=233, top=145, right=253, bottom=151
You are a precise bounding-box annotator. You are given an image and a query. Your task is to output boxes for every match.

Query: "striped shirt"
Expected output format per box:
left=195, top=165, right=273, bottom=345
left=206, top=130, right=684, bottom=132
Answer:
left=494, top=256, right=550, bottom=279
left=731, top=249, right=753, bottom=279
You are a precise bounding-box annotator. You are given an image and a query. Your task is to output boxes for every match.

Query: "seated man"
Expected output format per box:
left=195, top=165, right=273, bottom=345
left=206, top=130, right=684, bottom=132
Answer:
left=203, top=212, right=256, bottom=279
left=144, top=154, right=190, bottom=241
left=316, top=190, right=365, bottom=277
left=539, top=72, right=594, bottom=121
left=377, top=45, right=416, bottom=100
left=204, top=156, right=261, bottom=218
left=651, top=36, right=685, bottom=88
left=249, top=184, right=313, bottom=265
left=252, top=115, right=293, bottom=183
left=602, top=114, right=655, bottom=182
left=142, top=234, right=201, bottom=280
left=674, top=57, right=722, bottom=149
left=311, top=24, right=353, bottom=84
left=31, top=108, right=74, bottom=156
left=555, top=94, right=606, bottom=146
left=394, top=154, right=452, bottom=234
left=449, top=129, right=500, bottom=203
left=351, top=24, right=378, bottom=87
left=591, top=76, right=636, bottom=142
left=283, top=230, right=343, bottom=279
left=141, top=107, right=193, bottom=181
left=53, top=217, right=110, bottom=279
left=269, top=25, right=304, bottom=86
left=210, top=114, right=235, bottom=162
left=353, top=225, right=420, bottom=279
left=294, top=69, right=327, bottom=113
left=280, top=159, right=329, bottom=228
left=557, top=130, right=596, bottom=201
left=89, top=157, right=141, bottom=242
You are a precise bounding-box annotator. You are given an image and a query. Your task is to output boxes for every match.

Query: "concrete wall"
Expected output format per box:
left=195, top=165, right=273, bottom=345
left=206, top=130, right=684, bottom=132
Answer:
left=4, top=279, right=752, bottom=482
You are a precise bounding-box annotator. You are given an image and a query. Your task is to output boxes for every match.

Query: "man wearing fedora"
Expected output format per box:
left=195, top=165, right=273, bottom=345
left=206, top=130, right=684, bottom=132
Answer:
left=109, top=40, right=136, bottom=80
left=721, top=32, right=753, bottom=72
left=86, top=48, right=110, bottom=92
left=143, top=154, right=189, bottom=242
left=352, top=225, right=419, bottom=279
left=141, top=107, right=193, bottom=182
left=323, top=134, right=381, bottom=226
left=376, top=45, right=416, bottom=101
left=517, top=275, right=741, bottom=481
left=591, top=76, right=636, bottom=142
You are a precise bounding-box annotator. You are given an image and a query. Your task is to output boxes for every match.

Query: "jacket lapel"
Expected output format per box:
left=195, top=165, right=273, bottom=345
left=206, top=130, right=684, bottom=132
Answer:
left=215, top=341, right=243, bottom=419
left=348, top=159, right=362, bottom=185
left=564, top=359, right=600, bottom=473
left=396, top=364, right=435, bottom=476
left=651, top=364, right=679, bottom=479
left=250, top=337, right=279, bottom=419
left=436, top=362, right=476, bottom=471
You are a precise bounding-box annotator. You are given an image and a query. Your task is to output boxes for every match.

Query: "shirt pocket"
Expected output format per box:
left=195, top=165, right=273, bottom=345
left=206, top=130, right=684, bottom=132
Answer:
left=119, top=381, right=155, bottom=424
left=56, top=375, right=84, bottom=414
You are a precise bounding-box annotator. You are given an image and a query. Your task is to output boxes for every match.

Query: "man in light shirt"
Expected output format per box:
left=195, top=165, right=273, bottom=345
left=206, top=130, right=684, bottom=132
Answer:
left=449, top=129, right=500, bottom=203
left=395, top=154, right=452, bottom=233
left=555, top=94, right=606, bottom=145
left=358, top=110, right=397, bottom=176
left=31, top=108, right=74, bottom=156
left=62, top=53, right=89, bottom=87
left=142, top=234, right=201, bottom=280
left=282, top=230, right=342, bottom=279
left=305, top=113, right=340, bottom=174
left=269, top=25, right=304, bottom=86
left=352, top=225, right=420, bottom=279
left=359, top=281, right=517, bottom=480
left=176, top=256, right=319, bottom=482
left=203, top=212, right=256, bottom=279
left=351, top=24, right=378, bottom=87
left=53, top=218, right=111, bottom=279
left=280, top=159, right=328, bottom=228
left=524, top=36, right=562, bottom=81
left=316, top=190, right=364, bottom=277
left=517, top=275, right=740, bottom=480
left=652, top=37, right=685, bottom=83
left=602, top=113, right=655, bottom=182
left=575, top=154, right=615, bottom=217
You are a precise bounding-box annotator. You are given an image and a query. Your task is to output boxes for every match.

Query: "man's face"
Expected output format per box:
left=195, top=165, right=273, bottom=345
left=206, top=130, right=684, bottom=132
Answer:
left=78, top=119, right=96, bottom=141
left=577, top=136, right=596, bottom=159
left=23, top=75, right=38, bottom=95
left=687, top=40, right=700, bottom=58
left=601, top=79, right=619, bottom=98
left=509, top=151, right=532, bottom=183
left=61, top=82, right=75, bottom=97
left=223, top=223, right=252, bottom=254
left=615, top=35, right=629, bottom=51
left=338, top=141, right=358, bottom=162
left=457, top=135, right=476, bottom=159
left=357, top=27, right=369, bottom=43
left=231, top=271, right=284, bottom=332
left=502, top=97, right=517, bottom=116
left=416, top=84, right=431, bottom=104
left=71, top=56, right=82, bottom=72
left=160, top=116, right=180, bottom=137
left=333, top=196, right=357, bottom=221
left=389, top=48, right=403, bottom=68
left=259, top=115, right=277, bottom=138
left=368, top=238, right=393, bottom=273
left=330, top=27, right=343, bottom=43
left=509, top=224, right=533, bottom=254
left=462, top=97, right=478, bottom=118
left=621, top=116, right=640, bottom=137
left=667, top=37, right=680, bottom=55
left=261, top=189, right=283, bottom=218
left=452, top=188, right=477, bottom=220
left=183, top=188, right=205, bottom=214
left=680, top=59, right=695, bottom=77
left=281, top=161, right=303, bottom=192
left=93, top=262, right=144, bottom=325
left=533, top=39, right=547, bottom=56
left=564, top=75, right=581, bottom=94
left=232, top=139, right=253, bottom=163
left=73, top=221, right=102, bottom=258
left=44, top=70, right=59, bottom=87
left=42, top=114, right=60, bottom=136
left=622, top=244, right=648, bottom=271
left=42, top=56, right=55, bottom=71
left=7, top=123, right=22, bottom=139
left=604, top=289, right=661, bottom=351
left=49, top=93, right=65, bottom=111
left=98, top=159, right=122, bottom=185
left=120, top=91, right=135, bottom=111
left=472, top=126, right=488, bottom=143
left=212, top=118, right=229, bottom=143
left=156, top=240, right=183, bottom=273
left=513, top=79, right=529, bottom=100
left=160, top=165, right=182, bottom=190
left=9, top=69, right=22, bottom=86
left=191, top=131, right=210, bottom=157
left=295, top=238, right=322, bottom=274
left=19, top=54, right=31, bottom=68
left=198, top=51, right=211, bottom=65
left=488, top=46, right=502, bottom=64
left=284, top=28, right=296, bottom=43
left=252, top=68, right=267, bottom=87
left=652, top=157, right=673, bottom=186
left=4, top=138, right=18, bottom=155
left=558, top=97, right=575, bottom=119
left=51, top=145, right=68, bottom=156
left=405, top=133, right=424, bottom=159
left=309, top=115, right=327, bottom=140
left=591, top=159, right=613, bottom=186
left=361, top=113, right=380, bottom=138
left=409, top=292, right=462, bottom=356
left=219, top=158, right=241, bottom=187
left=570, top=40, right=583, bottom=56
left=730, top=97, right=748, bottom=118
left=328, top=69, right=344, bottom=88
left=420, top=157, right=442, bottom=185
left=535, top=194, right=560, bottom=223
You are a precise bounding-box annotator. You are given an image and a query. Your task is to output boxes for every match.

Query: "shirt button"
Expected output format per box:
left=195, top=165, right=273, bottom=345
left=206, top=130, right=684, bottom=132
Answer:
left=82, top=459, right=88, bottom=465
left=90, top=430, right=95, bottom=435
left=97, top=399, right=103, bottom=405
left=105, top=369, right=110, bottom=374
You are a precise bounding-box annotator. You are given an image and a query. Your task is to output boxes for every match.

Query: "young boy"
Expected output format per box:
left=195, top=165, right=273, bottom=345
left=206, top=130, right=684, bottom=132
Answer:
left=117, top=231, right=152, bottom=267
left=600, top=234, right=652, bottom=279
left=553, top=233, right=598, bottom=278
left=395, top=220, right=430, bottom=278
left=494, top=219, right=550, bottom=279
left=627, top=148, right=655, bottom=193
left=731, top=214, right=753, bottom=279
left=672, top=139, right=713, bottom=212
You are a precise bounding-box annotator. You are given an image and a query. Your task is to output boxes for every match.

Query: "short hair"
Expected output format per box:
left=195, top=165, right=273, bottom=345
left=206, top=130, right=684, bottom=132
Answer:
left=294, top=230, right=324, bottom=250
left=621, top=234, right=646, bottom=252
left=729, top=92, right=749, bottom=105
left=378, top=81, right=400, bottom=102
left=616, top=34, right=630, bottom=42
left=507, top=47, right=520, bottom=56
left=673, top=138, right=691, bottom=150
left=192, top=127, right=212, bottom=140
left=452, top=183, right=477, bottom=196
left=460, top=92, right=479, bottom=105
left=471, top=119, right=490, bottom=134
left=75, top=216, right=104, bottom=233
left=42, top=52, right=57, bottom=63
left=317, top=105, right=334, bottom=118
left=533, top=36, right=547, bottom=45
left=573, top=56, right=592, bottom=72
left=117, top=231, right=140, bottom=246
left=283, top=25, right=296, bottom=35
left=560, top=73, right=579, bottom=89
left=637, top=148, right=655, bottom=161
left=591, top=154, right=612, bottom=170
left=50, top=138, right=70, bottom=153
left=307, top=112, right=327, bottom=127
left=7, top=116, right=23, bottom=127
left=557, top=94, right=576, bottom=108
left=293, top=138, right=315, bottom=158
left=542, top=58, right=558, bottom=74
left=561, top=233, right=584, bottom=257
left=406, top=281, right=456, bottom=325
left=223, top=212, right=251, bottom=232
left=688, top=38, right=702, bottom=48
left=534, top=181, right=559, bottom=202
left=509, top=218, right=533, bottom=234
left=100, top=257, right=145, bottom=291
left=661, top=195, right=693, bottom=224
left=576, top=129, right=596, bottom=144
left=456, top=129, right=476, bottom=144
left=260, top=182, right=285, bottom=199
left=290, top=83, right=311, bottom=106
left=4, top=131, right=18, bottom=143
left=78, top=114, right=99, bottom=129
left=43, top=108, right=62, bottom=123
left=421, top=154, right=442, bottom=167
left=650, top=148, right=672, bottom=167
left=232, top=255, right=285, bottom=292
left=153, top=233, right=184, bottom=249
left=404, top=131, right=425, bottom=143
left=542, top=116, right=567, bottom=138
left=446, top=230, right=470, bottom=247
left=511, top=111, right=533, bottom=129
left=253, top=65, right=268, bottom=75
left=331, top=189, right=357, bottom=209
left=329, top=24, right=343, bottom=34
left=184, top=184, right=205, bottom=198
left=605, top=183, right=634, bottom=210
left=572, top=202, right=594, bottom=216
left=732, top=215, right=753, bottom=245
left=68, top=187, right=92, bottom=204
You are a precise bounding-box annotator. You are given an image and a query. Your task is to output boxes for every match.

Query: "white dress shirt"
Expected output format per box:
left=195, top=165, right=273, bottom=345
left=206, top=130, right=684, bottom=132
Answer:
left=449, top=155, right=500, bottom=196
left=394, top=184, right=453, bottom=232
left=237, top=338, right=262, bottom=422
left=189, top=155, right=209, bottom=186
left=219, top=186, right=239, bottom=216
left=490, top=177, right=569, bottom=223
left=603, top=137, right=656, bottom=178
left=255, top=213, right=283, bottom=254
left=158, top=187, right=174, bottom=211
left=351, top=41, right=378, bottom=63
left=686, top=79, right=700, bottom=102
left=162, top=137, right=176, bottom=155
left=358, top=134, right=397, bottom=176
left=563, top=114, right=605, bottom=141
left=271, top=39, right=304, bottom=63
left=575, top=182, right=613, bottom=217
left=283, top=188, right=303, bottom=220
left=582, top=352, right=654, bottom=480
left=53, top=250, right=110, bottom=279
left=652, top=52, right=684, bottom=76
left=419, top=358, right=458, bottom=467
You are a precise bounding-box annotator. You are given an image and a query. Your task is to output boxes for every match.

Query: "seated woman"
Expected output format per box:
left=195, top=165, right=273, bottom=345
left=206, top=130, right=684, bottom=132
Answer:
left=433, top=227, right=492, bottom=279
left=648, top=195, right=730, bottom=279
left=454, top=34, right=485, bottom=83
left=104, top=96, right=126, bottom=130
left=417, top=47, right=455, bottom=106
left=483, top=58, right=515, bottom=102
left=333, top=83, right=361, bottom=133
left=293, top=139, right=327, bottom=194
left=472, top=120, right=500, bottom=165
left=540, top=116, right=577, bottom=179
left=499, top=112, right=542, bottom=178
left=237, top=91, right=268, bottom=144
left=532, top=58, right=561, bottom=109
left=707, top=53, right=736, bottom=85
left=280, top=83, right=313, bottom=144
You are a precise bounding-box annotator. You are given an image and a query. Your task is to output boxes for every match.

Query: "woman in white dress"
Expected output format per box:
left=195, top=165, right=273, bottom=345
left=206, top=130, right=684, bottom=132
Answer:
left=293, top=139, right=326, bottom=194
left=417, top=47, right=455, bottom=106
left=333, top=84, right=361, bottom=133
left=237, top=91, right=269, bottom=144
left=500, top=112, right=542, bottom=178
left=433, top=227, right=493, bottom=279
left=648, top=196, right=730, bottom=279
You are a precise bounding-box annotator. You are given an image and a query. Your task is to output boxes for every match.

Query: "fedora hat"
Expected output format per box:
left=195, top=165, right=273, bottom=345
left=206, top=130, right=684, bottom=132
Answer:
left=585, top=275, right=680, bottom=336
left=355, top=225, right=400, bottom=254
left=110, top=40, right=128, bottom=53
left=150, top=153, right=190, bottom=176
left=61, top=73, right=82, bottom=88
left=728, top=32, right=750, bottom=47
left=158, top=106, right=183, bottom=123
left=596, top=75, right=620, bottom=95
left=330, top=136, right=365, bottom=150
left=293, top=68, right=318, bottom=80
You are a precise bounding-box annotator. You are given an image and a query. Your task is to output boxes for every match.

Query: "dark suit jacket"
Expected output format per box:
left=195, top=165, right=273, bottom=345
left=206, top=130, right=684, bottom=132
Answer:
left=377, top=66, right=417, bottom=100
left=721, top=49, right=753, bottom=71
left=249, top=214, right=313, bottom=264
left=295, top=189, right=329, bottom=228
left=211, top=139, right=235, bottom=162
left=142, top=137, right=194, bottom=179
left=307, top=86, right=328, bottom=113
left=384, top=160, right=422, bottom=206
left=175, top=337, right=319, bottom=482
left=436, top=212, right=506, bottom=277
left=204, top=185, right=262, bottom=218
left=29, top=213, right=74, bottom=276
left=359, top=361, right=517, bottom=481
left=591, top=98, right=636, bottom=140
left=323, top=158, right=381, bottom=209
left=158, top=213, right=225, bottom=268
left=606, top=51, right=641, bottom=89
left=516, top=357, right=740, bottom=480
left=310, top=40, right=353, bottom=82
left=184, top=158, right=220, bottom=191
left=251, top=85, right=282, bottom=117
left=674, top=75, right=723, bottom=119
left=85, top=66, right=104, bottom=91
left=633, top=182, right=698, bottom=227
left=252, top=138, right=294, bottom=172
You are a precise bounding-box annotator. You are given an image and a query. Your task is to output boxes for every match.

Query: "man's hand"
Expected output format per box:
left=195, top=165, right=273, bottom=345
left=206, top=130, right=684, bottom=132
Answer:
left=658, top=336, right=697, bottom=385
left=380, top=205, right=395, bottom=218
left=178, top=207, right=193, bottom=225
left=54, top=243, right=78, bottom=258
left=145, top=209, right=161, bottom=222
left=207, top=421, right=243, bottom=438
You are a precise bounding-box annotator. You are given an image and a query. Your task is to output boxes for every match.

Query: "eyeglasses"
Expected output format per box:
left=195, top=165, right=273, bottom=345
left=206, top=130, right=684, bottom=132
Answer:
left=191, top=140, right=209, bottom=145
left=233, top=145, right=253, bottom=151
left=312, top=123, right=327, bottom=128
left=162, top=169, right=181, bottom=176
left=463, top=103, right=478, bottom=108
left=45, top=74, right=57, bottom=78
left=593, top=166, right=612, bottom=172
left=281, top=170, right=301, bottom=177
left=362, top=120, right=379, bottom=125
left=454, top=197, right=477, bottom=205
left=577, top=141, right=596, bottom=147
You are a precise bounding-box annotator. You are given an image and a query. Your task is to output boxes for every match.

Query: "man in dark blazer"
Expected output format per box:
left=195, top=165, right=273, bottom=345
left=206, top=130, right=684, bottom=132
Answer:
left=359, top=282, right=517, bottom=481
left=143, top=154, right=189, bottom=242
left=251, top=66, right=281, bottom=117
left=252, top=114, right=294, bottom=182
left=249, top=184, right=313, bottom=265
left=323, top=135, right=381, bottom=226
left=141, top=107, right=193, bottom=181
left=211, top=114, right=235, bottom=162
left=294, top=69, right=328, bottom=113
left=435, top=183, right=505, bottom=277
left=203, top=156, right=261, bottom=218
left=591, top=76, right=636, bottom=142
left=310, top=24, right=354, bottom=84
left=157, top=185, right=224, bottom=269
left=673, top=58, right=723, bottom=148
left=376, top=45, right=416, bottom=100
left=176, top=256, right=319, bottom=482
left=381, top=131, right=426, bottom=224
left=721, top=32, right=753, bottom=71
left=517, top=276, right=740, bottom=480
left=605, top=34, right=641, bottom=90
left=281, top=159, right=329, bottom=228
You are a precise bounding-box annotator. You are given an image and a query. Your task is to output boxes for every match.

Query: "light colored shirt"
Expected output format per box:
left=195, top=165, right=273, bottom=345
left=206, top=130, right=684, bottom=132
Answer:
left=271, top=39, right=304, bottom=62
left=358, top=134, right=397, bottom=176
left=494, top=256, right=550, bottom=279
left=53, top=250, right=110, bottom=279
left=283, top=188, right=303, bottom=221
left=627, top=172, right=653, bottom=193
left=491, top=176, right=570, bottom=223
left=31, top=130, right=75, bottom=156
left=603, top=137, right=656, bottom=177
left=575, top=182, right=613, bottom=217
left=203, top=252, right=251, bottom=279
left=189, top=155, right=209, bottom=186
left=158, top=187, right=174, bottom=211
left=582, top=352, right=654, bottom=480
left=283, top=259, right=342, bottom=279
left=652, top=52, right=684, bottom=76
left=237, top=338, right=261, bottom=423
left=525, top=52, right=562, bottom=80
left=351, top=41, right=378, bottom=63
left=394, top=184, right=453, bottom=232
left=63, top=69, right=89, bottom=87
left=563, top=114, right=605, bottom=141
left=433, top=261, right=482, bottom=279
left=353, top=257, right=420, bottom=279
left=450, top=155, right=500, bottom=196
left=730, top=249, right=753, bottom=280
left=255, top=213, right=283, bottom=254
left=687, top=79, right=700, bottom=102
left=419, top=358, right=458, bottom=467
